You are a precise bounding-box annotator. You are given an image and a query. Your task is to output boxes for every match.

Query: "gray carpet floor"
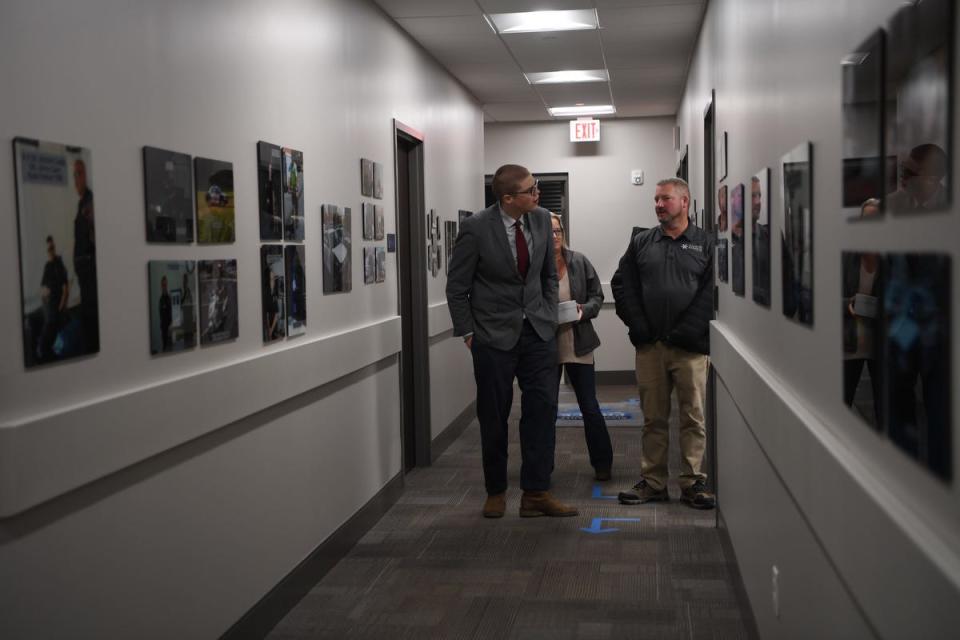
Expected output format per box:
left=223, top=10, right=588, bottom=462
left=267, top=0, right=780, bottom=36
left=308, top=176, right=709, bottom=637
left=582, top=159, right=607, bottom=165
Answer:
left=268, top=385, right=756, bottom=640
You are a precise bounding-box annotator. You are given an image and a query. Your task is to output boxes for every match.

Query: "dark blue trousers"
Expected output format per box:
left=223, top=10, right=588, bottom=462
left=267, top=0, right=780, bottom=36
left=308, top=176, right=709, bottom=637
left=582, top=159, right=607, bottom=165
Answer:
left=560, top=362, right=613, bottom=471
left=471, top=321, right=558, bottom=495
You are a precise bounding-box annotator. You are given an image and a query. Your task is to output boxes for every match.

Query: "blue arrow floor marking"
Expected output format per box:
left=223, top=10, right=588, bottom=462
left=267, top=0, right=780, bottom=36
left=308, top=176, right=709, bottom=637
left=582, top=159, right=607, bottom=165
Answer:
left=591, top=484, right=619, bottom=500
left=580, top=516, right=643, bottom=534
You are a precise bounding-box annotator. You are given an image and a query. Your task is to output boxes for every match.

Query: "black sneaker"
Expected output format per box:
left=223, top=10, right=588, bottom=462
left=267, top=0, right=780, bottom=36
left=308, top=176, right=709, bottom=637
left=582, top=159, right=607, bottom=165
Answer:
left=680, top=479, right=716, bottom=510
left=618, top=479, right=668, bottom=505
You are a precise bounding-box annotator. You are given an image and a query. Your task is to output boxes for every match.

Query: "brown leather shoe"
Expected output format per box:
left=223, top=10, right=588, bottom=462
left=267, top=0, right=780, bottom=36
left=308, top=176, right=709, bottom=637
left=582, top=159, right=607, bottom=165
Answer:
left=519, top=491, right=578, bottom=517
left=482, top=493, right=506, bottom=518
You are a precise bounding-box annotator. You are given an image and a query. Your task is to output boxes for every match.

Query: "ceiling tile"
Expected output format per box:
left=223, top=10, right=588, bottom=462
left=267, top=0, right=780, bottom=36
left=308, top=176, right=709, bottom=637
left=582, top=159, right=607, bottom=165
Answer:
left=537, top=82, right=613, bottom=106
left=483, top=102, right=550, bottom=121
left=602, top=26, right=694, bottom=69
left=374, top=0, right=482, bottom=18
left=448, top=62, right=541, bottom=102
left=395, top=16, right=514, bottom=64
left=613, top=96, right=679, bottom=118
left=609, top=65, right=688, bottom=88
left=598, top=3, right=705, bottom=28
left=503, top=29, right=604, bottom=71
left=594, top=0, right=702, bottom=7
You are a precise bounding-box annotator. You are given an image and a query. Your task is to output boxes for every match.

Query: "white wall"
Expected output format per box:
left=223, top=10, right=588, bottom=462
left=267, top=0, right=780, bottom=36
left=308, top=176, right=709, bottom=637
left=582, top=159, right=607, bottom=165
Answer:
left=484, top=118, right=677, bottom=371
left=678, top=0, right=960, bottom=636
left=0, top=0, right=480, bottom=636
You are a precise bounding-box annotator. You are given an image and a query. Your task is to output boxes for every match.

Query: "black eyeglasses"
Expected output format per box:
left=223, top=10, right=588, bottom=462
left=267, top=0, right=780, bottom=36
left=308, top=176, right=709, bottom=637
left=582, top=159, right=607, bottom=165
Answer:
left=551, top=229, right=564, bottom=236
left=510, top=180, right=539, bottom=196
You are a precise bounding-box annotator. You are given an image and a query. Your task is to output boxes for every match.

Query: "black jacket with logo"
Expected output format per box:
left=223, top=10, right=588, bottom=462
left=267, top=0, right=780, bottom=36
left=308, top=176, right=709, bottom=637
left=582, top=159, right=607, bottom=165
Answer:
left=611, top=223, right=715, bottom=355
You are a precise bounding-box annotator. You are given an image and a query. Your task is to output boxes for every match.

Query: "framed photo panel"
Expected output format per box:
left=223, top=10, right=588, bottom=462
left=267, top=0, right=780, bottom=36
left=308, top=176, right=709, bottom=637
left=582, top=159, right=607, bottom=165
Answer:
left=285, top=245, right=306, bottom=337
left=842, top=30, right=887, bottom=218
left=198, top=259, right=239, bottom=345
left=360, top=158, right=374, bottom=197
left=374, top=205, right=385, bottom=240
left=362, top=202, right=375, bottom=240
left=322, top=204, right=352, bottom=293
left=730, top=183, right=745, bottom=296
left=376, top=246, right=386, bottom=283
left=752, top=168, right=771, bottom=306
left=13, top=137, right=100, bottom=367
left=363, top=246, right=376, bottom=284
left=282, top=147, right=304, bottom=241
left=257, top=141, right=283, bottom=241
left=143, top=146, right=193, bottom=243
left=148, top=260, right=197, bottom=355
left=781, top=142, right=814, bottom=325
left=195, top=157, right=235, bottom=243
left=261, top=245, right=286, bottom=343
left=886, top=0, right=953, bottom=214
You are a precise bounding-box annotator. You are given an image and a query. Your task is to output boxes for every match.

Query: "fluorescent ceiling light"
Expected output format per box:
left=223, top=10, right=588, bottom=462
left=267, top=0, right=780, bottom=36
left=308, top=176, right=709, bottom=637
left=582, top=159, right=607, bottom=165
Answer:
left=525, top=69, right=609, bottom=84
left=548, top=105, right=616, bottom=117
left=487, top=10, right=598, bottom=34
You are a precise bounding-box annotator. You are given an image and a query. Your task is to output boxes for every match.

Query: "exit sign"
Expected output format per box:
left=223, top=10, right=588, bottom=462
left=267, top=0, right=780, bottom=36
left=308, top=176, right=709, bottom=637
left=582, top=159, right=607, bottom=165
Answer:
left=570, top=118, right=600, bottom=142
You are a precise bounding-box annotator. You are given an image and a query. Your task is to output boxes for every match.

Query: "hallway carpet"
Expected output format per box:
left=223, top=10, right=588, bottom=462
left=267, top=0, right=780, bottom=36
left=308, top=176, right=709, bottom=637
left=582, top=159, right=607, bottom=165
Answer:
left=268, top=385, right=757, bottom=639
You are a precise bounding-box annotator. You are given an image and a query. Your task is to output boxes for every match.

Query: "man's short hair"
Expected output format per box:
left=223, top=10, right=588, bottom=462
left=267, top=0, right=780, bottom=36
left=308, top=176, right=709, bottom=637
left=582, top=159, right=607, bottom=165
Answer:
left=492, top=164, right=531, bottom=201
left=656, top=177, right=690, bottom=200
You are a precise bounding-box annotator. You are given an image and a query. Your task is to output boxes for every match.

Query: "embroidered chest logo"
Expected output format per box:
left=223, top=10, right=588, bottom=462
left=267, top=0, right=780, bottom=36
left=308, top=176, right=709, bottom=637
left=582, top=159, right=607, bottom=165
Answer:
left=680, top=243, right=703, bottom=252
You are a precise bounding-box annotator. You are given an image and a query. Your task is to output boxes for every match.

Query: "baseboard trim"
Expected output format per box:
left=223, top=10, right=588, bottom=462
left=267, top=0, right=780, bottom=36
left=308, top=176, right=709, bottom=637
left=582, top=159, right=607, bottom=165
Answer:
left=594, top=370, right=635, bottom=386
left=220, top=471, right=405, bottom=640
left=431, top=401, right=476, bottom=462
left=717, top=508, right=762, bottom=640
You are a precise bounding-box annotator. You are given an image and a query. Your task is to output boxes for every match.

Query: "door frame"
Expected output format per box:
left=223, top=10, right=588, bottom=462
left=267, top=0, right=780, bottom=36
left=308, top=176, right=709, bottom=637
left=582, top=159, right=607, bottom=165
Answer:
left=393, top=119, right=432, bottom=471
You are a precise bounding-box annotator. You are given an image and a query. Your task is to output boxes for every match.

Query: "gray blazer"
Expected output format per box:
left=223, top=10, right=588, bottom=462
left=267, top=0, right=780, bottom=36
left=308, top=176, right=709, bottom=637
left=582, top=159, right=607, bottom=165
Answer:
left=562, top=248, right=603, bottom=357
left=446, top=203, right=558, bottom=350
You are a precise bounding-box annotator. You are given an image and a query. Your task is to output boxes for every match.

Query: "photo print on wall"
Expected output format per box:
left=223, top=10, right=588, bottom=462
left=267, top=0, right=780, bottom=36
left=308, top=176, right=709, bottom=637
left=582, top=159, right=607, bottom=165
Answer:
left=363, top=246, right=376, bottom=284
left=362, top=202, right=375, bottom=240
left=257, top=141, right=284, bottom=241
left=143, top=146, right=193, bottom=243
left=375, top=205, right=385, bottom=240
left=261, top=245, right=286, bottom=343
left=360, top=158, right=374, bottom=197
left=282, top=147, right=304, bottom=241
left=885, top=0, right=953, bottom=214
left=842, top=29, right=887, bottom=219
left=285, top=245, right=306, bottom=337
left=376, top=246, right=386, bottom=283
left=842, top=250, right=884, bottom=431
left=752, top=168, right=771, bottom=306
left=194, top=157, right=235, bottom=243
left=13, top=137, right=100, bottom=367
left=198, top=259, right=239, bottom=345
left=148, top=260, right=197, bottom=355
left=781, top=142, right=814, bottom=326
left=322, top=204, right=352, bottom=293
left=717, top=238, right=729, bottom=283
left=373, top=161, right=383, bottom=199
left=444, top=220, right=458, bottom=274
left=882, top=252, right=952, bottom=480
left=730, top=183, right=745, bottom=296
left=716, top=184, right=728, bottom=232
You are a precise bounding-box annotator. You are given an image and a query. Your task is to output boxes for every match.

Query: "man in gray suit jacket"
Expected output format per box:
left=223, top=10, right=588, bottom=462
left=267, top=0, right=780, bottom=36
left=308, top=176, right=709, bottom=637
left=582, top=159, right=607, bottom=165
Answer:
left=446, top=164, right=578, bottom=519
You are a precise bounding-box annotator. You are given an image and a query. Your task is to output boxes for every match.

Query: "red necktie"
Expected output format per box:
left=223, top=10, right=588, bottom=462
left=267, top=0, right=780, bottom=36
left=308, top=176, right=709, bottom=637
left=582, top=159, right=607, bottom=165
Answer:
left=515, top=220, right=529, bottom=279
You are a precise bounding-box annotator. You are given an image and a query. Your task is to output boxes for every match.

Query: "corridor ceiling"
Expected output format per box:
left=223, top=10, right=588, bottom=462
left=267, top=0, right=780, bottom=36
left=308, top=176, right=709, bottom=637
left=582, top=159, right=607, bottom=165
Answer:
left=373, top=0, right=707, bottom=122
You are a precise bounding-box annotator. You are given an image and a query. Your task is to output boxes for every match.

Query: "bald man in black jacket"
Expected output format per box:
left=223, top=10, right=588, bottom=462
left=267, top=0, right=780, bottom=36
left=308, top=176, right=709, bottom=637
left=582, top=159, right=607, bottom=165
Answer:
left=612, top=177, right=716, bottom=510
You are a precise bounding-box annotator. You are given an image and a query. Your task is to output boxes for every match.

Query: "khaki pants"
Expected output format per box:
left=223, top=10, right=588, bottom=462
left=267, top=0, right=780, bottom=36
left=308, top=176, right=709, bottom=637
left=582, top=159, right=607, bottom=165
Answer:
left=634, top=342, right=709, bottom=491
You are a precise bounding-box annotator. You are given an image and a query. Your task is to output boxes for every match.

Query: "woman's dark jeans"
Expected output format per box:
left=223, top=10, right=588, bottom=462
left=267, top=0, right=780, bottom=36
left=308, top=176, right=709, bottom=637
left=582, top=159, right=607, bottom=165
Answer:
left=559, top=362, right=613, bottom=472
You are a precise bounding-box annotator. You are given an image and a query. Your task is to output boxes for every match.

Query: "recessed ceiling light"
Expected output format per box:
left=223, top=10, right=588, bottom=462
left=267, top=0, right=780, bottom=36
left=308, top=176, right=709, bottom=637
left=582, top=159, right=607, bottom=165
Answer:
left=525, top=69, right=609, bottom=84
left=548, top=105, right=616, bottom=117
left=487, top=10, right=599, bottom=34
